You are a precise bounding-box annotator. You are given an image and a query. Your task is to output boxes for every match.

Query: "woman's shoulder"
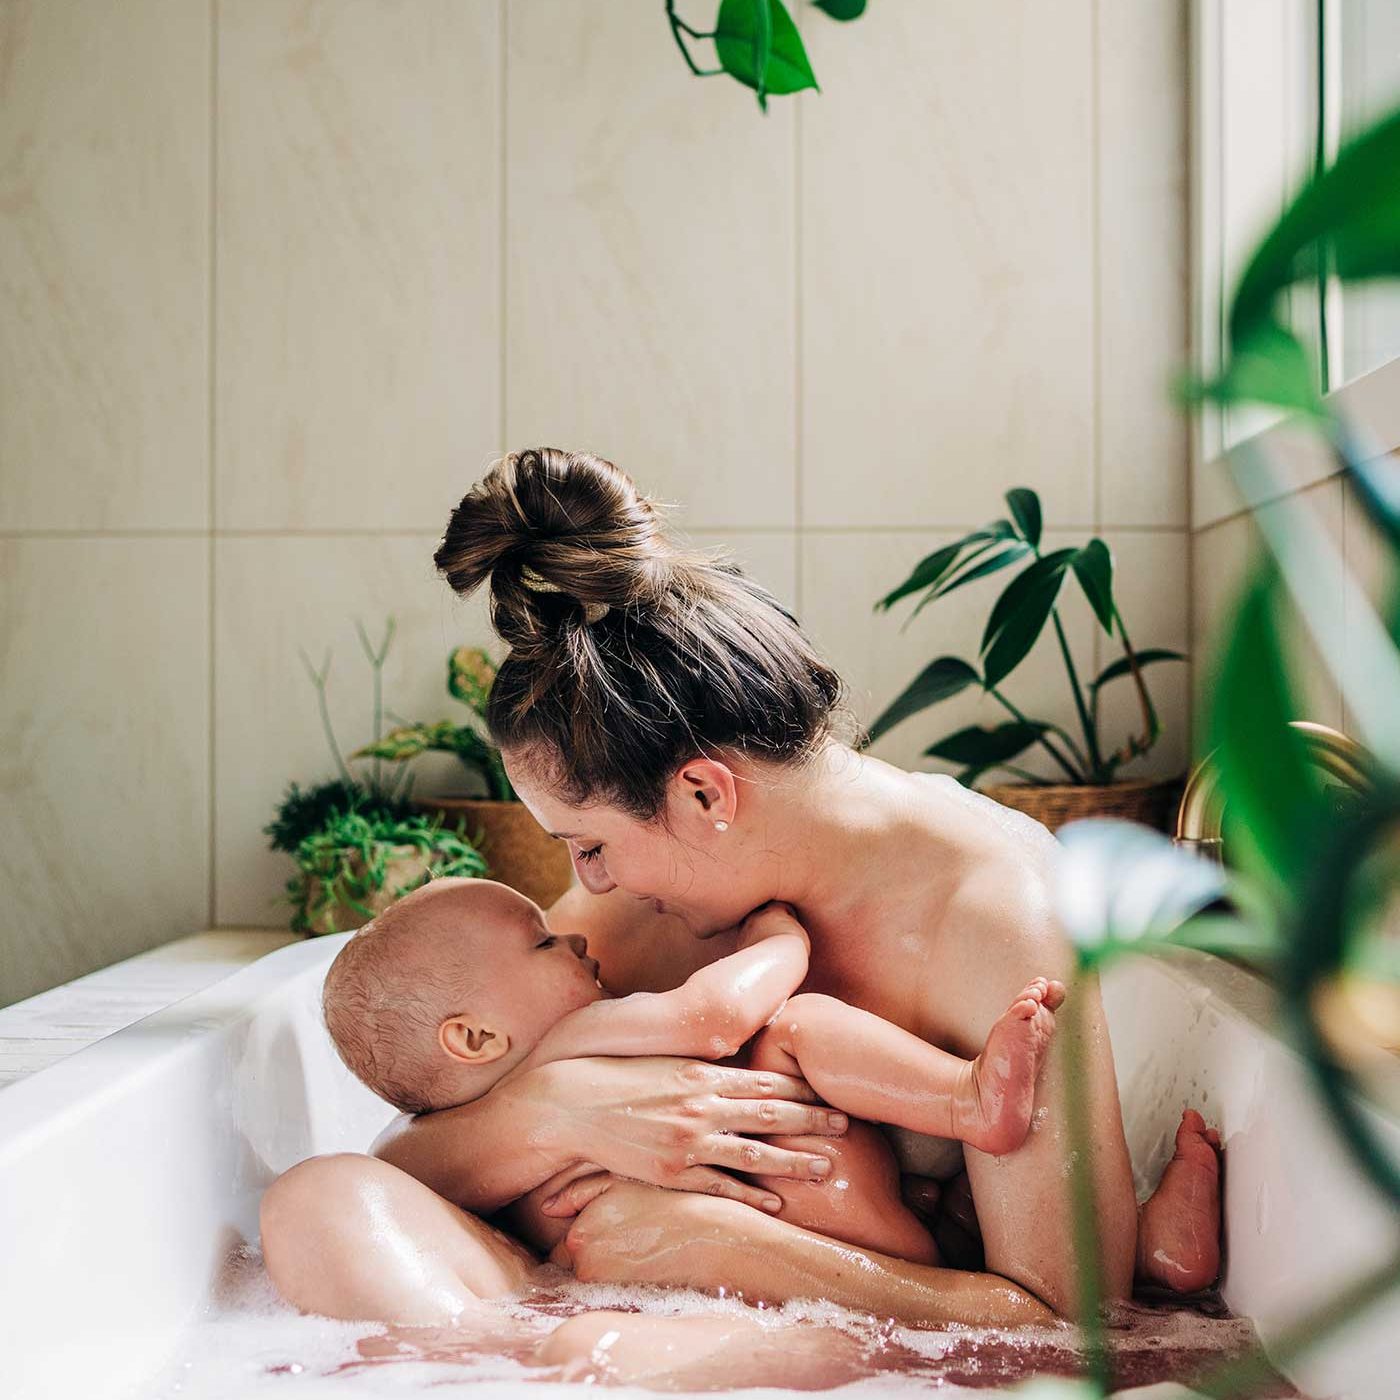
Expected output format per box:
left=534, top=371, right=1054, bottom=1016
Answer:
left=906, top=770, right=1060, bottom=864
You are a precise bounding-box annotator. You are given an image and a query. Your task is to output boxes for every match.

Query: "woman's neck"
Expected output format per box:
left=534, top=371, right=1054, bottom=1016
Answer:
left=739, top=743, right=948, bottom=944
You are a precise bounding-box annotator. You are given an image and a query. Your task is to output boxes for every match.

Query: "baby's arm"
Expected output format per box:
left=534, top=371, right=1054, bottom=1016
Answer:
left=514, top=904, right=810, bottom=1074
left=750, top=979, right=1065, bottom=1158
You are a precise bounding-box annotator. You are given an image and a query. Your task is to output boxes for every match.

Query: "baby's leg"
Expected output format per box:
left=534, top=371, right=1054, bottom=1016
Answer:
left=261, top=1153, right=537, bottom=1324
left=746, top=1026, right=939, bottom=1264
left=762, top=984, right=1064, bottom=1157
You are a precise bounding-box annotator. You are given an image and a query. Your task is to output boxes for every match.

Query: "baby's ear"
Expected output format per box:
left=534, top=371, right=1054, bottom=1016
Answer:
left=439, top=1016, right=511, bottom=1066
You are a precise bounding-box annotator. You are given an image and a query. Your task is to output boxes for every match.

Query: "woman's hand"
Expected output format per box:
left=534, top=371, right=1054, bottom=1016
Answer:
left=535, top=1055, right=848, bottom=1216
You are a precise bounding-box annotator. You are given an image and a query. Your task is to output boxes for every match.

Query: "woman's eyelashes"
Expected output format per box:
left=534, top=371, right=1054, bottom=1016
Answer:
left=575, top=844, right=603, bottom=865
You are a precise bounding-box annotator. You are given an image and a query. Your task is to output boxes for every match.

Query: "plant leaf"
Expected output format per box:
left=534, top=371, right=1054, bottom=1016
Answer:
left=1231, top=105, right=1400, bottom=342
left=1089, top=648, right=1186, bottom=691
left=865, top=656, right=980, bottom=745
left=921, top=541, right=1033, bottom=608
left=1005, top=487, right=1043, bottom=548
left=874, top=522, right=1014, bottom=611
left=1053, top=819, right=1227, bottom=953
left=1071, top=538, right=1116, bottom=635
left=1182, top=321, right=1323, bottom=417
left=715, top=0, right=817, bottom=103
left=813, top=0, right=866, bottom=17
left=979, top=548, right=1076, bottom=689
left=925, top=720, right=1048, bottom=767
left=1206, top=564, right=1326, bottom=895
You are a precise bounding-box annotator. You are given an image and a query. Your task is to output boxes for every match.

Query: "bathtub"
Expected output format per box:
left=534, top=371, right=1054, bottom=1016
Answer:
left=1, top=936, right=1397, bottom=1399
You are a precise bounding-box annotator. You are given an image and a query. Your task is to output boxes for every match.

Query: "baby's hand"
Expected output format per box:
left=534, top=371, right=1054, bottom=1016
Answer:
left=736, top=901, right=803, bottom=950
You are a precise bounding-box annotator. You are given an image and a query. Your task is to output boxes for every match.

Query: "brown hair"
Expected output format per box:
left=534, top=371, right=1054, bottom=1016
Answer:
left=433, top=448, right=845, bottom=818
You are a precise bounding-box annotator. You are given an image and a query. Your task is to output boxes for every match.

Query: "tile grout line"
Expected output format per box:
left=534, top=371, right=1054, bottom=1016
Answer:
left=0, top=522, right=1195, bottom=540
left=499, top=0, right=508, bottom=455
left=794, top=77, right=804, bottom=617
left=1183, top=0, right=1199, bottom=761
left=1090, top=0, right=1103, bottom=685
left=207, top=0, right=220, bottom=929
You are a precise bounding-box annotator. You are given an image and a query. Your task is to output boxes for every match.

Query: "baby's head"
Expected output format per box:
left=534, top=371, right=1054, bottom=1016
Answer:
left=322, top=877, right=602, bottom=1114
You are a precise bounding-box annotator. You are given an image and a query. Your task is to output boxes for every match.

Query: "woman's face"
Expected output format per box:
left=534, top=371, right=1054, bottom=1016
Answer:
left=504, top=748, right=759, bottom=936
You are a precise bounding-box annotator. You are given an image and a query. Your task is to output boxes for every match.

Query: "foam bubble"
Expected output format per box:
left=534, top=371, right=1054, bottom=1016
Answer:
left=134, top=1245, right=1288, bottom=1399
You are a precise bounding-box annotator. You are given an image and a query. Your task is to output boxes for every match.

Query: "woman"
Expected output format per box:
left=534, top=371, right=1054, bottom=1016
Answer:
left=263, top=448, right=1218, bottom=1332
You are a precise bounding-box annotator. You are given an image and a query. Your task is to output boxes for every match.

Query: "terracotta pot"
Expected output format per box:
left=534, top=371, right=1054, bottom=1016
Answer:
left=298, top=844, right=434, bottom=936
left=413, top=797, right=574, bottom=909
left=980, top=776, right=1185, bottom=834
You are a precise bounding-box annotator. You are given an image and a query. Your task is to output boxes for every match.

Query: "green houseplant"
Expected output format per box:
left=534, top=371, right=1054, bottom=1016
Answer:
left=1038, top=102, right=1400, bottom=1399
left=868, top=487, right=1186, bottom=830
left=265, top=620, right=487, bottom=935
left=351, top=645, right=573, bottom=909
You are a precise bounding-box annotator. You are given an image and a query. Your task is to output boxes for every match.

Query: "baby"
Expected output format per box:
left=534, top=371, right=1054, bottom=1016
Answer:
left=322, top=877, right=1065, bottom=1266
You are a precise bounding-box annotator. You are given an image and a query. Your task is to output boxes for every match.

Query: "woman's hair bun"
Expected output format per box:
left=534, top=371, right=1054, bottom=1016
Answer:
left=435, top=447, right=846, bottom=818
left=434, top=448, right=673, bottom=649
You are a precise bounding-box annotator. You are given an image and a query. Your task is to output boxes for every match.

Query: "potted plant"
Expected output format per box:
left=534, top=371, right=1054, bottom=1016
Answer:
left=352, top=645, right=573, bottom=908
left=868, top=487, right=1187, bottom=831
left=265, top=621, right=487, bottom=935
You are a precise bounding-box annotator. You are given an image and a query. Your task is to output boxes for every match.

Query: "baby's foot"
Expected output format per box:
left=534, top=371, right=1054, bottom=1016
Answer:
left=1136, top=1108, right=1222, bottom=1294
left=956, top=976, right=1065, bottom=1156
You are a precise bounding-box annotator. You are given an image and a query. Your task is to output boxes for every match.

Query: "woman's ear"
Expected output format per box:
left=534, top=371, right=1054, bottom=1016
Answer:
left=438, top=1016, right=511, bottom=1067
left=675, top=757, right=738, bottom=831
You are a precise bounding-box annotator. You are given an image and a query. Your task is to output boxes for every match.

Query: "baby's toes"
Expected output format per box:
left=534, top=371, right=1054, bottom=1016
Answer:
left=1008, top=994, right=1041, bottom=1020
left=1042, top=979, right=1067, bottom=1012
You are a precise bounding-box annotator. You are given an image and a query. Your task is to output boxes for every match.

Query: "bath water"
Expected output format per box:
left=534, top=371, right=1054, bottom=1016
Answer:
left=135, top=1245, right=1295, bottom=1398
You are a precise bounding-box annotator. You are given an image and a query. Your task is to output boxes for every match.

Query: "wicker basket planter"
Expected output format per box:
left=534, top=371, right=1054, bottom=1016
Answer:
left=298, top=843, right=436, bottom=936
left=981, top=777, right=1185, bottom=834
left=413, top=797, right=573, bottom=908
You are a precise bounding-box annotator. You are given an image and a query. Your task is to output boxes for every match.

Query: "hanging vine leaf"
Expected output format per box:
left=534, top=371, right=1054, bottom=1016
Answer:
left=714, top=0, right=817, bottom=109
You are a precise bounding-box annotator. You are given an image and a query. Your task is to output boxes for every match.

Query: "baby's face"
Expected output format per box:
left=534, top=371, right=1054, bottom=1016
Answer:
left=463, top=886, right=605, bottom=1054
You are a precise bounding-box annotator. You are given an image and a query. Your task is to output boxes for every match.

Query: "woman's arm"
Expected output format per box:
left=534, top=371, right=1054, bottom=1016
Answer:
left=372, top=1055, right=849, bottom=1215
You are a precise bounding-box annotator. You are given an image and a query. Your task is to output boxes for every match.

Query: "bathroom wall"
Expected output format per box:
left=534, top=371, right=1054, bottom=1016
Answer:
left=1189, top=403, right=1400, bottom=752
left=0, top=0, right=1190, bottom=1003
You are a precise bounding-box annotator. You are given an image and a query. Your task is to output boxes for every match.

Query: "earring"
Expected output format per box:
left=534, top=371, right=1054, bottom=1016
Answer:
left=714, top=820, right=729, bottom=833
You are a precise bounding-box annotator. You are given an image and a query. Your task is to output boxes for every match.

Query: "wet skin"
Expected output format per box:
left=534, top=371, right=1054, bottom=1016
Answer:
left=515, top=744, right=1221, bottom=1311
left=358, top=743, right=1222, bottom=1323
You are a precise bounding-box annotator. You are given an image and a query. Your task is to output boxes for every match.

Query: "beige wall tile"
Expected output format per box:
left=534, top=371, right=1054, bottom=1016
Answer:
left=800, top=0, right=1094, bottom=530
left=0, top=1, right=209, bottom=530
left=214, top=534, right=493, bottom=926
left=800, top=530, right=1096, bottom=782
left=1094, top=531, right=1191, bottom=779
left=1190, top=480, right=1346, bottom=752
left=505, top=1, right=796, bottom=530
left=0, top=539, right=209, bottom=1005
left=688, top=531, right=798, bottom=614
left=1096, top=0, right=1189, bottom=528
left=1342, top=458, right=1399, bottom=741
left=1189, top=512, right=1252, bottom=751
left=216, top=0, right=501, bottom=530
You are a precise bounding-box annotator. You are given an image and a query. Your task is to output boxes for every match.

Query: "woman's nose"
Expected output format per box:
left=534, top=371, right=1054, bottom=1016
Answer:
left=573, top=852, right=616, bottom=895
